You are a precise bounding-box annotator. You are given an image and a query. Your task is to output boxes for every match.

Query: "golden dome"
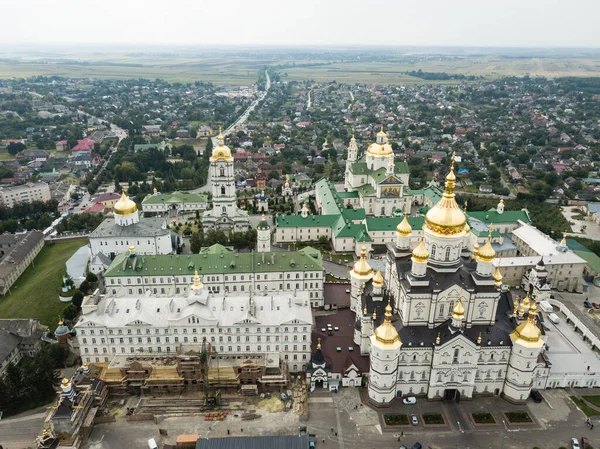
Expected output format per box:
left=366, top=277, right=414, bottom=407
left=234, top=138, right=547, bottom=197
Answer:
left=412, top=236, right=429, bottom=263
left=510, top=302, right=542, bottom=346
left=493, top=262, right=503, bottom=287
left=560, top=233, right=567, bottom=247
left=452, top=297, right=465, bottom=319
left=522, top=291, right=531, bottom=308
left=396, top=214, right=412, bottom=236
left=424, top=152, right=466, bottom=235
left=366, top=129, right=394, bottom=158
left=348, top=134, right=359, bottom=151
left=478, top=228, right=496, bottom=263
left=472, top=241, right=480, bottom=259
left=210, top=127, right=233, bottom=162
left=372, top=267, right=384, bottom=287
left=285, top=174, right=290, bottom=188
left=129, top=245, right=135, bottom=252
left=353, top=246, right=374, bottom=277
left=61, top=378, right=71, bottom=387
left=374, top=300, right=401, bottom=345
left=114, top=192, right=138, bottom=216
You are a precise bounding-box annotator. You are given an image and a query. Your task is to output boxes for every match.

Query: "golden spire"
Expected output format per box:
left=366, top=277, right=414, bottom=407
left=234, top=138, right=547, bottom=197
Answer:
left=353, top=246, right=373, bottom=277
left=513, top=296, right=520, bottom=317
left=477, top=332, right=482, bottom=345
left=463, top=201, right=470, bottom=235
left=396, top=213, right=412, bottom=237
left=423, top=150, right=466, bottom=235
left=317, top=337, right=321, bottom=350
left=529, top=296, right=538, bottom=318
left=493, top=258, right=503, bottom=287
left=372, top=265, right=384, bottom=287
left=191, top=269, right=203, bottom=290
left=58, top=317, right=63, bottom=326
left=519, top=291, right=530, bottom=315
left=435, top=332, right=441, bottom=345
left=473, top=241, right=480, bottom=260
left=560, top=232, right=567, bottom=247
left=412, top=232, right=429, bottom=263
left=373, top=299, right=401, bottom=345
left=452, top=293, right=466, bottom=320
left=363, top=305, right=368, bottom=315
left=478, top=224, right=496, bottom=263
left=373, top=309, right=377, bottom=320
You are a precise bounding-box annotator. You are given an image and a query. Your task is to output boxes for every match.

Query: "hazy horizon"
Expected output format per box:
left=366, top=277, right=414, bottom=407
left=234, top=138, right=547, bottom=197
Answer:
left=3, top=0, right=600, bottom=49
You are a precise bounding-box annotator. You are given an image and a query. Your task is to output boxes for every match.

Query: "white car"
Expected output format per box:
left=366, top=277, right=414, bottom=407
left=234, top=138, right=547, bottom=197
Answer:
left=402, top=397, right=417, bottom=405
left=572, top=438, right=580, bottom=449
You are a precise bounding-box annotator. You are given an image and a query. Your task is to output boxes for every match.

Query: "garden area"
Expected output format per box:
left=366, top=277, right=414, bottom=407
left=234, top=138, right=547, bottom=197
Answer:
left=504, top=411, right=533, bottom=423
left=0, top=239, right=88, bottom=332
left=571, top=396, right=600, bottom=417
left=472, top=412, right=496, bottom=424
left=422, top=413, right=445, bottom=425
left=383, top=414, right=409, bottom=426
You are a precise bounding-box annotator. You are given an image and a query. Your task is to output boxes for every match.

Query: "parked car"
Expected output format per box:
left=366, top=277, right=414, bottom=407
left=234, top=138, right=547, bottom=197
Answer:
left=412, top=443, right=422, bottom=449
left=403, top=397, right=417, bottom=405
left=572, top=438, right=581, bottom=449
left=530, top=389, right=543, bottom=403
left=584, top=300, right=592, bottom=309
left=581, top=437, right=590, bottom=448
left=410, top=414, right=419, bottom=426
left=593, top=303, right=600, bottom=310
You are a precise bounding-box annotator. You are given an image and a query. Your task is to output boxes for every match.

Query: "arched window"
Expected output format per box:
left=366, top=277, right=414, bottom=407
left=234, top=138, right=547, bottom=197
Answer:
left=431, top=244, right=437, bottom=258
left=221, top=185, right=226, bottom=195
left=439, top=304, right=445, bottom=317
left=445, top=247, right=451, bottom=261
left=222, top=206, right=226, bottom=214
left=220, top=167, right=225, bottom=177
left=453, top=348, right=459, bottom=363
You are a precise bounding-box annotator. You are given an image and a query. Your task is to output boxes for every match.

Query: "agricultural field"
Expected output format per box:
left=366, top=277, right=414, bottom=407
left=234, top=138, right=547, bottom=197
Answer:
left=2, top=49, right=600, bottom=84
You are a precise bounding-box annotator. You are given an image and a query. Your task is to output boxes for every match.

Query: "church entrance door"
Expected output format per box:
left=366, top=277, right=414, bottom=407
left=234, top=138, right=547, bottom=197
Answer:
left=444, top=388, right=460, bottom=402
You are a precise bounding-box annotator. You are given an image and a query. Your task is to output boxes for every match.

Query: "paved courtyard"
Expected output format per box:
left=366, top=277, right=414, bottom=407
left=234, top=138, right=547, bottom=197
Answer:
left=563, top=205, right=600, bottom=240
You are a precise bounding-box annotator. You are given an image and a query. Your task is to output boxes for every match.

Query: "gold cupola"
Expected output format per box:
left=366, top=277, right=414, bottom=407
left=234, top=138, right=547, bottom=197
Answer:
left=210, top=126, right=234, bottom=162
left=366, top=127, right=394, bottom=158
left=424, top=152, right=466, bottom=235
left=114, top=191, right=138, bottom=216
left=478, top=227, right=496, bottom=263
left=372, top=266, right=384, bottom=288
left=412, top=235, right=430, bottom=263
left=396, top=214, right=412, bottom=237
left=191, top=269, right=204, bottom=291
left=510, top=297, right=542, bottom=347
left=374, top=300, right=401, bottom=346
left=463, top=202, right=470, bottom=235
left=452, top=296, right=466, bottom=320
left=493, top=259, right=503, bottom=287
left=353, top=246, right=374, bottom=277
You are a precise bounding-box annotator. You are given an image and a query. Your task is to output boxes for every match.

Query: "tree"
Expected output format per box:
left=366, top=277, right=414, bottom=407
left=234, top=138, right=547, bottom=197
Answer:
left=86, top=272, right=98, bottom=283
left=72, top=291, right=84, bottom=308
left=190, top=231, right=203, bottom=254
left=7, top=142, right=25, bottom=155
left=63, top=303, right=80, bottom=321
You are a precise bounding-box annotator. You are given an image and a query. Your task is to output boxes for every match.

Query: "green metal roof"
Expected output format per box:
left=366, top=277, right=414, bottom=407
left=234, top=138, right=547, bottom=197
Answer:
left=315, top=178, right=343, bottom=216
left=142, top=191, right=208, bottom=206
left=337, top=191, right=359, bottom=199
left=409, top=186, right=443, bottom=204
left=349, top=160, right=409, bottom=178
left=467, top=209, right=530, bottom=225
left=341, top=208, right=366, bottom=221
left=356, top=184, right=376, bottom=197
left=567, top=239, right=600, bottom=274
left=105, top=244, right=323, bottom=277
left=365, top=216, right=425, bottom=232
left=275, top=214, right=340, bottom=228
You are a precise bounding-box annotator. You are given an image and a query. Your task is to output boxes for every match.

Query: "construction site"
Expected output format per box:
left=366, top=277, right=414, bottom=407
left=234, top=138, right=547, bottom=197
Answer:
left=36, top=342, right=308, bottom=449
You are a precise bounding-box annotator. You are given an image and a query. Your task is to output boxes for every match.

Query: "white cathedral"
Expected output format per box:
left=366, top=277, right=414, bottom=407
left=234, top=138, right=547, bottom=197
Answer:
left=202, top=129, right=249, bottom=232
left=344, top=129, right=412, bottom=217
left=350, top=155, right=547, bottom=405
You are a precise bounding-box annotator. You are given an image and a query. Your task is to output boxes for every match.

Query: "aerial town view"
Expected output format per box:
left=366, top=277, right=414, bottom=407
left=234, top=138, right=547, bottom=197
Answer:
left=2, top=1, right=600, bottom=449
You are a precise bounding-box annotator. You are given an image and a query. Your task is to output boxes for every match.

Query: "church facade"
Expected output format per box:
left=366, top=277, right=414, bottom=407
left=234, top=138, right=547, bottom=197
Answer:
left=351, top=155, right=548, bottom=405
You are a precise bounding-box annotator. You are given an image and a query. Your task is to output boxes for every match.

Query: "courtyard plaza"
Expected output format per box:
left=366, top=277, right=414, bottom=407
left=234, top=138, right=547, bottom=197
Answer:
left=78, top=388, right=597, bottom=449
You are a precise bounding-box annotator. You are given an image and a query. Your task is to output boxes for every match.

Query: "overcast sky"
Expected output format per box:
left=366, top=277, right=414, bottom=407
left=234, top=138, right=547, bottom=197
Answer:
left=3, top=0, right=600, bottom=48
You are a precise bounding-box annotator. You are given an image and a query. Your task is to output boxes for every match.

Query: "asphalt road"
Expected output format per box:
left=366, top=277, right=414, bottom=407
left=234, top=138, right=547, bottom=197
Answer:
left=0, top=410, right=46, bottom=449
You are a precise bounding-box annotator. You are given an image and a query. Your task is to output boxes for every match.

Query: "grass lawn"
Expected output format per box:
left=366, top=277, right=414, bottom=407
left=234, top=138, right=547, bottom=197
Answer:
left=571, top=396, right=599, bottom=417
left=383, top=414, right=409, bottom=426
left=582, top=395, right=600, bottom=409
left=504, top=411, right=533, bottom=423
left=422, top=413, right=445, bottom=425
left=472, top=412, right=496, bottom=424
left=0, top=239, right=87, bottom=332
